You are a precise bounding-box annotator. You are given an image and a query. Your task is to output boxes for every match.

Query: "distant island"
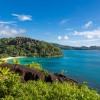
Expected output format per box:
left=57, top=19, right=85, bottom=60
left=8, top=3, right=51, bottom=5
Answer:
left=0, top=37, right=63, bottom=58
left=53, top=43, right=100, bottom=50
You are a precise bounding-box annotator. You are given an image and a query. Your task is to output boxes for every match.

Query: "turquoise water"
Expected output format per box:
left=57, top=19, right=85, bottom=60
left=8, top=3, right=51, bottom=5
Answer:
left=8, top=50, right=100, bottom=92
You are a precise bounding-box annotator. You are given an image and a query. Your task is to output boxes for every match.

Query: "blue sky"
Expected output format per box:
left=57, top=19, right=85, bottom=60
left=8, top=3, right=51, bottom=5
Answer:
left=0, top=0, right=100, bottom=46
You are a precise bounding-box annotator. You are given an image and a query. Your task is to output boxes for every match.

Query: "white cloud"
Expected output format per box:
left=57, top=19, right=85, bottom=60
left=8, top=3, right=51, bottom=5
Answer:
left=71, top=39, right=100, bottom=46
left=69, top=39, right=99, bottom=43
left=0, top=25, right=26, bottom=37
left=64, top=35, right=69, bottom=40
left=12, top=14, right=32, bottom=21
left=83, top=21, right=93, bottom=28
left=57, top=38, right=100, bottom=47
left=58, top=36, right=62, bottom=40
left=66, top=28, right=73, bottom=31
left=0, top=21, right=16, bottom=27
left=74, top=28, right=100, bottom=39
left=59, top=19, right=69, bottom=24
left=58, top=35, right=69, bottom=40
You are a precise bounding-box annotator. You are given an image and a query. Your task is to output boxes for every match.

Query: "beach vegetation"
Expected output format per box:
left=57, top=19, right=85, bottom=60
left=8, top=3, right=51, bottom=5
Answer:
left=0, top=67, right=100, bottom=100
left=13, top=59, right=20, bottom=64
left=28, top=62, right=49, bottom=76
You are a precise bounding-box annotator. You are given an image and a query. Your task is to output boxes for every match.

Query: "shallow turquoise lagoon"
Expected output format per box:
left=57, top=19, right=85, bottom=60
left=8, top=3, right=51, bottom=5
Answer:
left=8, top=50, right=100, bottom=92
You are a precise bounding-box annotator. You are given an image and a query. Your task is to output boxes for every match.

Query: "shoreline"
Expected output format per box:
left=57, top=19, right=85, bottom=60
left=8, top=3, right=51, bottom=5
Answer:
left=1, top=55, right=63, bottom=61
left=2, top=56, right=25, bottom=61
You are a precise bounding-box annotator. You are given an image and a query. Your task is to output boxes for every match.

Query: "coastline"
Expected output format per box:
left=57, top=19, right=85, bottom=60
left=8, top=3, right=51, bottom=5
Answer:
left=2, top=56, right=25, bottom=61
left=1, top=55, right=63, bottom=61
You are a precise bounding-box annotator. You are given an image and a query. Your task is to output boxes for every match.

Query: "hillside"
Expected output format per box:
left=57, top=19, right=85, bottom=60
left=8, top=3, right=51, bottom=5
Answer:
left=0, top=37, right=63, bottom=58
left=53, top=43, right=100, bottom=50
left=0, top=63, right=100, bottom=99
left=0, top=63, right=77, bottom=83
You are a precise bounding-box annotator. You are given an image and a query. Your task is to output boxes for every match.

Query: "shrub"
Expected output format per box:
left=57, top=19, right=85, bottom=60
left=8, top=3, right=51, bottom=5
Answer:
left=13, top=59, right=20, bottom=64
left=29, top=62, right=49, bottom=76
left=0, top=60, right=7, bottom=64
left=0, top=67, right=100, bottom=100
left=29, top=62, right=43, bottom=71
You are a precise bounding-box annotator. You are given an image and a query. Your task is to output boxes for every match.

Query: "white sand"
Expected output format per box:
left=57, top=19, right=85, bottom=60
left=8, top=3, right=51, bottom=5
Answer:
left=2, top=56, right=25, bottom=60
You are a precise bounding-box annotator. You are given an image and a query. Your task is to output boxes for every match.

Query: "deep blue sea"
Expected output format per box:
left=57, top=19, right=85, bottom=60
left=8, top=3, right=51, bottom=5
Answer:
left=8, top=50, right=100, bottom=93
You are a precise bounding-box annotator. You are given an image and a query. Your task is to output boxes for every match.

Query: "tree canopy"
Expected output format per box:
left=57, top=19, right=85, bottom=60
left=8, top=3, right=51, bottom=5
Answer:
left=0, top=37, right=63, bottom=58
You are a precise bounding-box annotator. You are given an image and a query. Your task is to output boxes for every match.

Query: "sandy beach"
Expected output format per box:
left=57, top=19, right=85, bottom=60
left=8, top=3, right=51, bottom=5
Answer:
left=2, top=56, right=25, bottom=61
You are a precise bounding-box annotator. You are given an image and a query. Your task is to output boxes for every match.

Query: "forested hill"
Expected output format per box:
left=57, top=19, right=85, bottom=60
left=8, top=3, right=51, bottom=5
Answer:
left=0, top=37, right=63, bottom=58
left=53, top=43, right=100, bottom=50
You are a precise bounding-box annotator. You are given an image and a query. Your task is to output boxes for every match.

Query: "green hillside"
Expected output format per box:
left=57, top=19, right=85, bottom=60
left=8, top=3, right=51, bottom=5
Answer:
left=0, top=37, right=63, bottom=58
left=0, top=64, right=100, bottom=100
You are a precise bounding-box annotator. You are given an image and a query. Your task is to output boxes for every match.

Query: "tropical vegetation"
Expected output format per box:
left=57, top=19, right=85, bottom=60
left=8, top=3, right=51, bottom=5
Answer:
left=0, top=65, right=100, bottom=100
left=0, top=37, right=63, bottom=58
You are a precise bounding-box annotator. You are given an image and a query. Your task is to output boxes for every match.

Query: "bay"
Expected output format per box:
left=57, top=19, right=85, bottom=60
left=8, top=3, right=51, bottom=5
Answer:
left=8, top=50, right=100, bottom=93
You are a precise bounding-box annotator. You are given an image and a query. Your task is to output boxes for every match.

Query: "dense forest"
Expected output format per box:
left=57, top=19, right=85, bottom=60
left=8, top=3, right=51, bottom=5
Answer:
left=0, top=37, right=63, bottom=58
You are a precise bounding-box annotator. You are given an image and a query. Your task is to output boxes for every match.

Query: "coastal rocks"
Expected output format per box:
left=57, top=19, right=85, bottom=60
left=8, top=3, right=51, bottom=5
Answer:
left=45, top=74, right=58, bottom=83
left=55, top=73, right=77, bottom=83
left=0, top=63, right=77, bottom=83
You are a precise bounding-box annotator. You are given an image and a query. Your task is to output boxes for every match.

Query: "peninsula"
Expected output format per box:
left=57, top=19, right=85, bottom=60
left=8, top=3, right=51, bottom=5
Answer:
left=0, top=37, right=63, bottom=58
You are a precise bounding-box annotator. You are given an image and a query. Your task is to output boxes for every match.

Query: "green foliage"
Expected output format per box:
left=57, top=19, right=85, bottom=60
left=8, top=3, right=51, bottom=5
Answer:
left=42, top=70, right=49, bottom=77
left=29, top=62, right=43, bottom=71
left=0, top=67, right=10, bottom=76
left=29, top=62, right=49, bottom=76
left=13, top=59, right=20, bottom=64
left=0, top=37, right=63, bottom=58
left=0, top=67, right=10, bottom=81
left=0, top=60, right=7, bottom=64
left=0, top=67, right=21, bottom=98
left=59, top=70, right=65, bottom=75
left=0, top=67, right=100, bottom=100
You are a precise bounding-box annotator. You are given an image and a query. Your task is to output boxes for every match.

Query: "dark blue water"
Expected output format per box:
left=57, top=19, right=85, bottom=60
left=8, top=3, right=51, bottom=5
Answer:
left=8, top=50, right=100, bottom=93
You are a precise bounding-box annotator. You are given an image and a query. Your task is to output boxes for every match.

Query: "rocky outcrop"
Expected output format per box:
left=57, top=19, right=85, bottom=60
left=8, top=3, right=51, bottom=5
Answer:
left=54, top=73, right=77, bottom=83
left=0, top=63, right=77, bottom=83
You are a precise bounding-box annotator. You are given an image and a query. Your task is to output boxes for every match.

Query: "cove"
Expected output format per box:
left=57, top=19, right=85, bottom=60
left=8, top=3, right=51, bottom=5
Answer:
left=8, top=50, right=100, bottom=93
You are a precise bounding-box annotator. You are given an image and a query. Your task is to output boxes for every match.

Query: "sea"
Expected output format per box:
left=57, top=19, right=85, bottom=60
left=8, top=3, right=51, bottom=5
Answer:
left=8, top=50, right=100, bottom=93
